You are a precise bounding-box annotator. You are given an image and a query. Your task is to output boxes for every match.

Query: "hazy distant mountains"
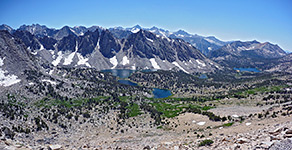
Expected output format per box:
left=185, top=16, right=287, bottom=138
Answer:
left=208, top=40, right=287, bottom=68
left=0, top=23, right=290, bottom=75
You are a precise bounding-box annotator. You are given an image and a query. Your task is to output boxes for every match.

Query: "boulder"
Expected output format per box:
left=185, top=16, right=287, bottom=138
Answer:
left=284, top=134, right=292, bottom=138
left=270, top=136, right=281, bottom=141
left=286, top=130, right=292, bottom=134
left=237, top=138, right=249, bottom=144
left=48, top=144, right=62, bottom=150
left=260, top=141, right=274, bottom=149
left=1, top=127, right=15, bottom=139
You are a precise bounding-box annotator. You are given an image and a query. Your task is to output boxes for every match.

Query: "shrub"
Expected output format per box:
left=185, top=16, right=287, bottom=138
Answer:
left=83, top=112, right=90, bottom=118
left=198, top=139, right=214, bottom=147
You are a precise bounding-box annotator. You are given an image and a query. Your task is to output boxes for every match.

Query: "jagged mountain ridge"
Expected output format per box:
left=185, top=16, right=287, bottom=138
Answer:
left=0, top=24, right=220, bottom=74
left=109, top=25, right=231, bottom=55
left=1, top=24, right=289, bottom=73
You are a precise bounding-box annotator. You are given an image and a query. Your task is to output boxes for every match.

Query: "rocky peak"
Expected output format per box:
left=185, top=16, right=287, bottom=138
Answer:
left=12, top=30, right=41, bottom=50
left=174, top=29, right=192, bottom=37
left=78, top=29, right=100, bottom=56
left=72, top=26, right=88, bottom=35
left=132, top=24, right=142, bottom=29
left=57, top=34, right=78, bottom=52
left=0, top=24, right=14, bottom=33
left=54, top=26, right=77, bottom=40
left=18, top=24, right=57, bottom=38
left=99, top=29, right=121, bottom=58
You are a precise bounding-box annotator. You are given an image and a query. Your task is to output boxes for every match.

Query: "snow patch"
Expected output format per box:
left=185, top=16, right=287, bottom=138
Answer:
left=246, top=122, right=251, bottom=126
left=0, top=57, right=4, bottom=66
left=232, top=115, right=239, bottom=118
left=39, top=43, right=45, bottom=50
left=69, top=28, right=78, bottom=35
left=63, top=52, right=76, bottom=65
left=205, top=38, right=216, bottom=44
left=31, top=51, right=38, bottom=55
left=76, top=53, right=91, bottom=67
left=0, top=70, right=21, bottom=87
left=208, top=47, right=212, bottom=50
left=196, top=59, right=206, bottom=67
left=146, top=37, right=153, bottom=42
left=0, top=57, right=21, bottom=87
left=96, top=37, right=100, bottom=50
left=42, top=79, right=57, bottom=85
left=109, top=56, right=118, bottom=69
left=150, top=58, right=160, bottom=69
left=131, top=28, right=140, bottom=33
left=122, top=56, right=129, bottom=65
left=52, top=51, right=63, bottom=66
left=172, top=62, right=189, bottom=73
left=131, top=64, right=136, bottom=70
left=49, top=70, right=54, bottom=75
left=197, top=122, right=206, bottom=126
left=49, top=50, right=55, bottom=55
left=177, top=34, right=185, bottom=37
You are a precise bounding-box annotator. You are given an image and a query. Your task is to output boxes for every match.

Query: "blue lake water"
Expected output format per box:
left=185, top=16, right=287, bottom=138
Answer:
left=199, top=74, right=208, bottom=79
left=118, top=80, right=138, bottom=86
left=103, top=69, right=172, bottom=98
left=234, top=67, right=260, bottom=72
left=141, top=69, right=158, bottom=73
left=152, top=88, right=172, bottom=98
left=101, top=69, right=136, bottom=78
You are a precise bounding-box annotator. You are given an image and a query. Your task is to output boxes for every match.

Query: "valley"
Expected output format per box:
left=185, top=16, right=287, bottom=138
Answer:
left=0, top=24, right=291, bottom=150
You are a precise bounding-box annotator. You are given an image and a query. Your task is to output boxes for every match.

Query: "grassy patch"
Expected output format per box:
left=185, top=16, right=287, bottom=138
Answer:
left=149, top=101, right=215, bottom=118
left=222, top=122, right=234, bottom=127
left=151, top=102, right=183, bottom=118
left=126, top=103, right=142, bottom=117
left=235, top=85, right=285, bottom=97
left=202, top=106, right=214, bottom=110
left=156, top=126, right=163, bottom=129
left=119, top=96, right=131, bottom=102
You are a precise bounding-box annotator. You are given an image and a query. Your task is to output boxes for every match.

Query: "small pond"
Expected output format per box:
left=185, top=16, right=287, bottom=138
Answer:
left=199, top=74, right=208, bottom=79
left=152, top=88, right=172, bottom=99
left=234, top=67, right=260, bottom=72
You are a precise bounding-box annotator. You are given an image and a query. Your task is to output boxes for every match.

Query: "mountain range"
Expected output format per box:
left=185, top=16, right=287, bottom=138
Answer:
left=0, top=23, right=290, bottom=84
left=0, top=24, right=222, bottom=74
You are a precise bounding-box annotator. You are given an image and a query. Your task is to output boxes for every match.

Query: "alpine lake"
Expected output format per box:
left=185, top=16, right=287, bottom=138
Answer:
left=101, top=69, right=172, bottom=98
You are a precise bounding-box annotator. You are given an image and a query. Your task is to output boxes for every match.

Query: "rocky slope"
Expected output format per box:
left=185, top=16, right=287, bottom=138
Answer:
left=265, top=53, right=292, bottom=73
left=0, top=30, right=37, bottom=87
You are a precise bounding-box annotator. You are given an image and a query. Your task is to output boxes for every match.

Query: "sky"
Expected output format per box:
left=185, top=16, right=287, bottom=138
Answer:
left=0, top=0, right=292, bottom=52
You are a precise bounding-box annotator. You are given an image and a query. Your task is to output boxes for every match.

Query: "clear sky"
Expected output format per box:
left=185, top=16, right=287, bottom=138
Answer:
left=0, top=0, right=291, bottom=52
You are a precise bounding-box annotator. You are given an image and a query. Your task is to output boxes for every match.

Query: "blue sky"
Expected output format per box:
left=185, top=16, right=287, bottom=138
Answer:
left=1, top=0, right=292, bottom=52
